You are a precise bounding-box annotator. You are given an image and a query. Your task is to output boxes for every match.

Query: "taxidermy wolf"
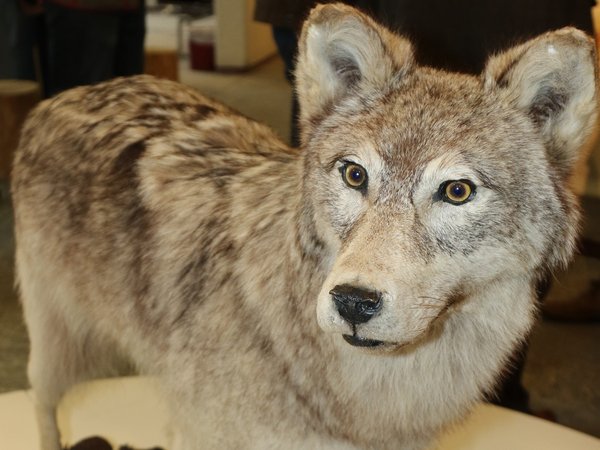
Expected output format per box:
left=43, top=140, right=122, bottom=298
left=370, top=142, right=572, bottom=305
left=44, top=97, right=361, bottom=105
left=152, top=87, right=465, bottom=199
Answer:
left=11, top=3, right=598, bottom=450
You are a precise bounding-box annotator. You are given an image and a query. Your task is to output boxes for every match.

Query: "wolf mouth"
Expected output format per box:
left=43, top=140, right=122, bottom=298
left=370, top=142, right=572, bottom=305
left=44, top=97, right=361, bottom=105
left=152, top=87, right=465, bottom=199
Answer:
left=342, top=334, right=385, bottom=347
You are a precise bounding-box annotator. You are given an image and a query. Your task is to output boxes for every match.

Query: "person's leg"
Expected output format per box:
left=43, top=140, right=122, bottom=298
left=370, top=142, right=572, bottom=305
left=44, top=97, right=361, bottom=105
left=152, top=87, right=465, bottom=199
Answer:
left=271, top=26, right=300, bottom=147
left=0, top=0, right=38, bottom=80
left=114, top=1, right=146, bottom=77
left=32, top=12, right=50, bottom=97
left=45, top=4, right=118, bottom=96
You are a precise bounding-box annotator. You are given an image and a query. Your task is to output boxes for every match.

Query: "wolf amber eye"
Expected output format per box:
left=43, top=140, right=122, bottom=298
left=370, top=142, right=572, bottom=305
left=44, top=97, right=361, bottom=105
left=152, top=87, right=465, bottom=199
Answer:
left=440, top=180, right=475, bottom=205
left=341, top=163, right=368, bottom=189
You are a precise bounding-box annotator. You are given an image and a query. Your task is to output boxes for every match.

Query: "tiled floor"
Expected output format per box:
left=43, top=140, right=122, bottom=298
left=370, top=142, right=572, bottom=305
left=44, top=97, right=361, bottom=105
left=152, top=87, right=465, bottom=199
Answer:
left=1, top=18, right=599, bottom=441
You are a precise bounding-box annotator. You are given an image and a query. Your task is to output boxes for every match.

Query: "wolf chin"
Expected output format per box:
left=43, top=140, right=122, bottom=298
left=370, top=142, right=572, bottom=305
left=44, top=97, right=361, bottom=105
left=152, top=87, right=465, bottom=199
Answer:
left=11, top=4, right=598, bottom=450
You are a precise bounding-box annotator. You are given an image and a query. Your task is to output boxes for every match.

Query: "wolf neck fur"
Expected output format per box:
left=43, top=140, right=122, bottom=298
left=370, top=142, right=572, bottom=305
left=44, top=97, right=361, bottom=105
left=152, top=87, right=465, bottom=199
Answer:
left=232, top=151, right=537, bottom=446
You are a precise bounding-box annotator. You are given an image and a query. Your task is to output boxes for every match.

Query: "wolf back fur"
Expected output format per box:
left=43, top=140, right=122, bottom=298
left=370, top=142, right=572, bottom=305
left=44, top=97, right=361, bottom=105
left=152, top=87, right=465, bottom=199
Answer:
left=11, top=4, right=598, bottom=450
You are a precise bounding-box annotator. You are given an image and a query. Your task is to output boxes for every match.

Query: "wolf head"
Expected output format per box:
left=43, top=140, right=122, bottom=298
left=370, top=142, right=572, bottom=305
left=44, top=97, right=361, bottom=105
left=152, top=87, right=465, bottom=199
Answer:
left=296, top=4, right=597, bottom=350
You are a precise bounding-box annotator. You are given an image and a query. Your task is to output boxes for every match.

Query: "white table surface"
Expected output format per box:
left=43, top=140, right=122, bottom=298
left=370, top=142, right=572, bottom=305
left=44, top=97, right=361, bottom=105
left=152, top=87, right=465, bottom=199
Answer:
left=0, top=376, right=598, bottom=450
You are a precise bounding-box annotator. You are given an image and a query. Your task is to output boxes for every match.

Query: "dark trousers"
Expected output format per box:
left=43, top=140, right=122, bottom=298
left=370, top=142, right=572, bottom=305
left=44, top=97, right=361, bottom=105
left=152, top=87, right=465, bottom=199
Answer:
left=272, top=26, right=300, bottom=147
left=45, top=2, right=145, bottom=96
left=0, top=1, right=46, bottom=89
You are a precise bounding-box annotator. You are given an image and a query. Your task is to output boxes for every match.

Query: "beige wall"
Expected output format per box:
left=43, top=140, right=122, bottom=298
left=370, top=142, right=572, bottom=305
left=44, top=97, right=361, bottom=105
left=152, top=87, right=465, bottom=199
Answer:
left=214, top=0, right=277, bottom=70
left=582, top=5, right=600, bottom=197
left=582, top=133, right=600, bottom=198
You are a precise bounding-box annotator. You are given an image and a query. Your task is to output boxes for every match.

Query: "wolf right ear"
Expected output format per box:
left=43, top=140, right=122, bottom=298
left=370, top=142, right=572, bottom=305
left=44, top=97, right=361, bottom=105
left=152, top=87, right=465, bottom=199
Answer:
left=483, top=28, right=598, bottom=177
left=295, top=3, right=414, bottom=144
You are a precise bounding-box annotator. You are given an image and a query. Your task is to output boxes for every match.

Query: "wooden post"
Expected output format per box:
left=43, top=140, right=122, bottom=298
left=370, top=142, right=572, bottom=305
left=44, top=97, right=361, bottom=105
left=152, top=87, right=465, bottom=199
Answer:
left=0, top=80, right=41, bottom=180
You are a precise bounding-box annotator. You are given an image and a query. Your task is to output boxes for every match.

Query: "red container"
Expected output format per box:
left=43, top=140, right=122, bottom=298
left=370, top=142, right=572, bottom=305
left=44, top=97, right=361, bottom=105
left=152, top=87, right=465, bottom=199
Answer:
left=189, top=24, right=215, bottom=71
left=189, top=40, right=215, bottom=71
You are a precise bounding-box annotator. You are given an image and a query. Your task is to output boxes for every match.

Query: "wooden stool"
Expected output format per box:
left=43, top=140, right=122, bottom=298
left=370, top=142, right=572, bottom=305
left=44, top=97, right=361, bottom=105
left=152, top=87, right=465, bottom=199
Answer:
left=0, top=80, right=41, bottom=180
left=144, top=48, right=179, bottom=82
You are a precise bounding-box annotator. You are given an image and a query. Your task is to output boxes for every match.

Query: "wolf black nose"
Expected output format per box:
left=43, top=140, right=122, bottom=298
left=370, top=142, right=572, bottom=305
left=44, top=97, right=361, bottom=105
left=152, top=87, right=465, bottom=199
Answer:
left=330, top=285, right=382, bottom=325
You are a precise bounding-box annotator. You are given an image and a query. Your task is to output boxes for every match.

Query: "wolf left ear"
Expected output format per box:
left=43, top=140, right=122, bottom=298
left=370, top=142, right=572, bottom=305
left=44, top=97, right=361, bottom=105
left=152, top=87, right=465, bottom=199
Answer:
left=295, top=4, right=414, bottom=144
left=483, top=28, right=598, bottom=176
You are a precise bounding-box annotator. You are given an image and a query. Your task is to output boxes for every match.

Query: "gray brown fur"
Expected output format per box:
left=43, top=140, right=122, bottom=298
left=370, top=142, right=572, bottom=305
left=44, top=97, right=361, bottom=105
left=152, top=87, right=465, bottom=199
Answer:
left=11, top=4, right=598, bottom=450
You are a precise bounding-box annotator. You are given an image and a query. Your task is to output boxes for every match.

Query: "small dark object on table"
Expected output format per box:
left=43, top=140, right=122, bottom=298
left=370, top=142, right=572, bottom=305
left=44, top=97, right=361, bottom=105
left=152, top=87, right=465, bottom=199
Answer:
left=64, top=436, right=165, bottom=450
